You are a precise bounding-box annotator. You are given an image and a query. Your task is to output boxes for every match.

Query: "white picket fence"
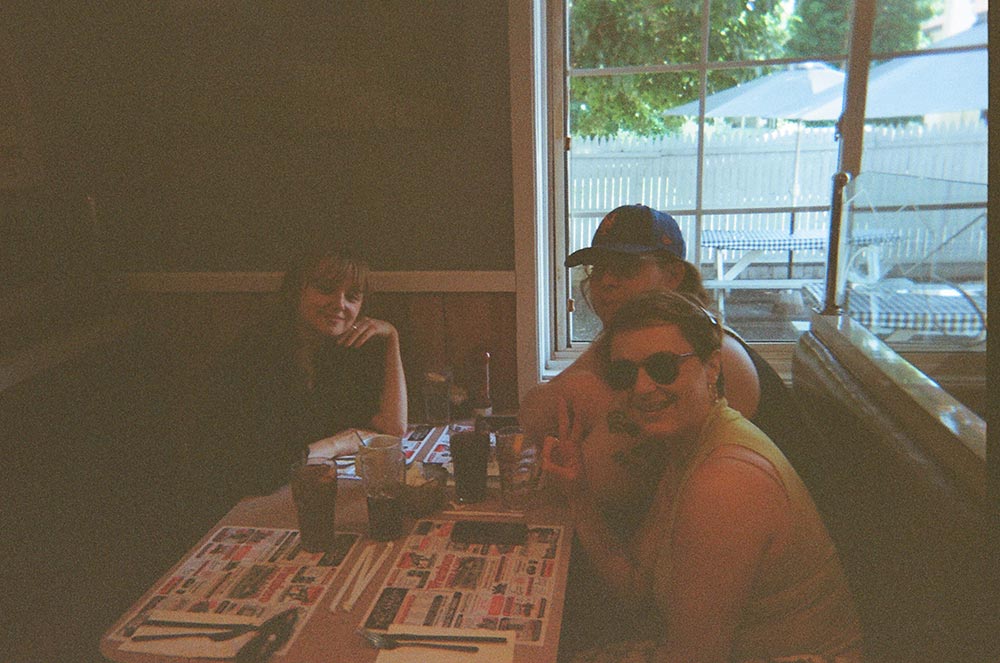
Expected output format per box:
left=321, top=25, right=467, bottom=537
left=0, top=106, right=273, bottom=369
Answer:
left=568, top=121, right=988, bottom=272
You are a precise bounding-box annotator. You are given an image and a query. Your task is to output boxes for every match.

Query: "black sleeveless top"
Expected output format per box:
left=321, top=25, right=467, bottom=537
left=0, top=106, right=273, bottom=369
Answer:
left=208, top=315, right=385, bottom=497
left=724, top=329, right=812, bottom=468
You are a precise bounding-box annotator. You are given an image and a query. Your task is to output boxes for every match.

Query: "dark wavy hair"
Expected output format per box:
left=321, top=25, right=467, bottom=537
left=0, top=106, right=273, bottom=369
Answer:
left=593, top=289, right=724, bottom=382
left=277, top=247, right=371, bottom=322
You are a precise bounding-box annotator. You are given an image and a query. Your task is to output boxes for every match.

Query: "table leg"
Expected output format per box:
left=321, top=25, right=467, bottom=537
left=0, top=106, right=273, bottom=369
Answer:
left=714, top=248, right=726, bottom=316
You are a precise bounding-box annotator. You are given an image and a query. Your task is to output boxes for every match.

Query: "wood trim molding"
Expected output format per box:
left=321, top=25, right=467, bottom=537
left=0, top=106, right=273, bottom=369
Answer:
left=510, top=0, right=542, bottom=399
left=124, top=271, right=516, bottom=293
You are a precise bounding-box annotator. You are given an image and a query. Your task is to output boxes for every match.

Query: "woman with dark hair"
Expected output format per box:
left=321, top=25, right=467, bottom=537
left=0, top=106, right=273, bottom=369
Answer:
left=520, top=205, right=818, bottom=653
left=209, top=248, right=406, bottom=497
left=543, top=291, right=862, bottom=663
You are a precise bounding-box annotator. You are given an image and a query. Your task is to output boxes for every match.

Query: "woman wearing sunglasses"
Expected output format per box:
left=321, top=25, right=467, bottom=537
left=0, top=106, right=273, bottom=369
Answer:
left=521, top=205, right=814, bottom=652
left=521, top=204, right=803, bottom=544
left=544, top=291, right=862, bottom=663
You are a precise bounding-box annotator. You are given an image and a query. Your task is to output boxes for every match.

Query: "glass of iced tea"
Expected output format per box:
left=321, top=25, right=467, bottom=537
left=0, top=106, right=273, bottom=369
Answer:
left=496, top=426, right=541, bottom=510
left=356, top=435, right=406, bottom=540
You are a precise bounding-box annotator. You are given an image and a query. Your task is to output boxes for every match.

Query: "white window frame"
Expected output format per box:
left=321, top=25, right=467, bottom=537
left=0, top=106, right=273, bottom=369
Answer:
left=510, top=0, right=985, bottom=395
left=512, top=0, right=816, bottom=394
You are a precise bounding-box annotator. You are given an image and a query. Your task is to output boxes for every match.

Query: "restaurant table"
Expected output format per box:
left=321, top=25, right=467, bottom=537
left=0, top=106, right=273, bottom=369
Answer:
left=100, top=425, right=574, bottom=663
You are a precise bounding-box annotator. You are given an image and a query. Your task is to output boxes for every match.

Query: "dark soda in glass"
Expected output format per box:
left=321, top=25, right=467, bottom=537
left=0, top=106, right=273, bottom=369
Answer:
left=291, top=461, right=338, bottom=551
left=366, top=491, right=404, bottom=540
left=450, top=430, right=490, bottom=503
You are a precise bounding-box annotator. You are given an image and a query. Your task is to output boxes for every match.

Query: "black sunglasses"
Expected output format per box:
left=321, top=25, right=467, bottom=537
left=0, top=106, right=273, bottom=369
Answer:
left=584, top=254, right=664, bottom=280
left=605, top=351, right=698, bottom=391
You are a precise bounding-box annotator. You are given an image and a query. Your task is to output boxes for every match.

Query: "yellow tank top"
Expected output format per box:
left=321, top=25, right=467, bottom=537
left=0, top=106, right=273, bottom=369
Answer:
left=648, top=401, right=863, bottom=659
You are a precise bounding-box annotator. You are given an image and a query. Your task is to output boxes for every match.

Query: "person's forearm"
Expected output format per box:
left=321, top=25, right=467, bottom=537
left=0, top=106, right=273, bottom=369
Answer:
left=569, top=488, right=641, bottom=599
left=369, top=329, right=407, bottom=436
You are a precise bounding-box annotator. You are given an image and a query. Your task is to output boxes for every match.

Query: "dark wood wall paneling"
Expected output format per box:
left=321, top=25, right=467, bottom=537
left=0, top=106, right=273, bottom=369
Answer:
left=3, top=4, right=518, bottom=661
left=371, top=291, right=519, bottom=414
left=3, top=1, right=514, bottom=274
left=4, top=0, right=520, bottom=414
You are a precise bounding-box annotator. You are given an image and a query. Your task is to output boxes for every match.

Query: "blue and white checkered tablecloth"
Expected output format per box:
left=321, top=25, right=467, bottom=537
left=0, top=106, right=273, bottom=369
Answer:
left=702, top=228, right=902, bottom=252
left=802, top=282, right=986, bottom=336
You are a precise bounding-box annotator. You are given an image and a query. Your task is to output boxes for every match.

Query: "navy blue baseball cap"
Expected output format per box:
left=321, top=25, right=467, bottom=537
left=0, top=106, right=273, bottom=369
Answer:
left=565, top=204, right=686, bottom=267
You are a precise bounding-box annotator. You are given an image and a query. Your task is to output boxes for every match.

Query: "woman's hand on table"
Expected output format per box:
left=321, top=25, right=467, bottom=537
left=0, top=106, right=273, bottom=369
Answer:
left=309, top=429, right=372, bottom=458
left=337, top=316, right=397, bottom=349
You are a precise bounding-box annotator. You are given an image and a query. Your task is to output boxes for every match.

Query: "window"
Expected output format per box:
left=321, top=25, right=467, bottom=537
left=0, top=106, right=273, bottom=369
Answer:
left=511, top=0, right=988, bottom=389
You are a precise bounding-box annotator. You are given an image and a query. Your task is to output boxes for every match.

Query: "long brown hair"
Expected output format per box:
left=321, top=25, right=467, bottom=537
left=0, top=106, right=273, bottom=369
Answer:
left=278, top=248, right=371, bottom=322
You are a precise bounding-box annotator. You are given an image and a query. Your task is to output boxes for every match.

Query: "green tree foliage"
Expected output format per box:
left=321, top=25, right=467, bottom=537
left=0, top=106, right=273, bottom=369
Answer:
left=568, top=0, right=938, bottom=137
left=569, top=0, right=786, bottom=137
left=784, top=0, right=937, bottom=60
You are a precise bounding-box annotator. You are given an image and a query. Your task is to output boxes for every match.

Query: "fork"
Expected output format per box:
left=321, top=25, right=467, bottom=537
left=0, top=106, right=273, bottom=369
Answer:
left=358, top=629, right=479, bottom=653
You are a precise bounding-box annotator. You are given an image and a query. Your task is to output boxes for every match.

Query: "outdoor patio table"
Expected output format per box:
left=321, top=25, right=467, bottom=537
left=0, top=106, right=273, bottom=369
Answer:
left=702, top=227, right=902, bottom=312
left=802, top=281, right=986, bottom=341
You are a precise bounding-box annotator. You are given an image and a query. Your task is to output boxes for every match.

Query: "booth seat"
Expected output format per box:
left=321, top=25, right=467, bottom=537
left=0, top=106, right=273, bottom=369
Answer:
left=790, top=316, right=996, bottom=663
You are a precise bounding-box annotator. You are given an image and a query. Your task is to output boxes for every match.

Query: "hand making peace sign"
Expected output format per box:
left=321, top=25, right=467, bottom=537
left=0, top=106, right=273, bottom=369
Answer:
left=541, top=397, right=585, bottom=493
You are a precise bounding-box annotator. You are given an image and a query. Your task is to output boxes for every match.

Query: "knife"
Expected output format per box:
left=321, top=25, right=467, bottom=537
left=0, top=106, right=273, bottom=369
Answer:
left=389, top=632, right=509, bottom=643
left=235, top=607, right=299, bottom=663
left=141, top=617, right=259, bottom=631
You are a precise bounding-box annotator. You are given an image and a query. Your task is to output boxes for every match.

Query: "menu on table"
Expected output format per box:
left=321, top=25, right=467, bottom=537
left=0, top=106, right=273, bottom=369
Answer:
left=360, top=519, right=565, bottom=646
left=422, top=424, right=470, bottom=466
left=112, top=526, right=360, bottom=655
left=402, top=424, right=437, bottom=463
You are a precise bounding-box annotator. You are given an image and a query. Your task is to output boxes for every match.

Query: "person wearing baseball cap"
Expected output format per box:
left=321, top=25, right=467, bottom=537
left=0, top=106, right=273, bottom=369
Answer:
left=565, top=204, right=708, bottom=325
left=522, top=205, right=810, bottom=655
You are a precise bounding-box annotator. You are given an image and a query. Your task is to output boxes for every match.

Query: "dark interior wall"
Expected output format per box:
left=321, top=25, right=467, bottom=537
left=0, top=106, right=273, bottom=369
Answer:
left=4, top=0, right=513, bottom=273
left=2, top=7, right=516, bottom=661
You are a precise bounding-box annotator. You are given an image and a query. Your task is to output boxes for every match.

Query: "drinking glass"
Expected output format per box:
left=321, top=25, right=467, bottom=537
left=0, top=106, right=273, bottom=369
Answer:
left=356, top=435, right=406, bottom=540
left=449, top=430, right=490, bottom=503
left=290, top=457, right=338, bottom=551
left=495, top=426, right=541, bottom=510
left=422, top=368, right=453, bottom=424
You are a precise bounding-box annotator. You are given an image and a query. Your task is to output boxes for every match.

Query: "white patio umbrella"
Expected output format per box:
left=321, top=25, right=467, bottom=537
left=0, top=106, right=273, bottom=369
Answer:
left=662, top=63, right=846, bottom=271
left=663, top=61, right=844, bottom=119
left=795, top=21, right=987, bottom=120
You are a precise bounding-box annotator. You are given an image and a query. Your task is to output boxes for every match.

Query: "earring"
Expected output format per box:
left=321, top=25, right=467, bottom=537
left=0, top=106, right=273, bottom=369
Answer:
left=707, top=381, right=719, bottom=403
